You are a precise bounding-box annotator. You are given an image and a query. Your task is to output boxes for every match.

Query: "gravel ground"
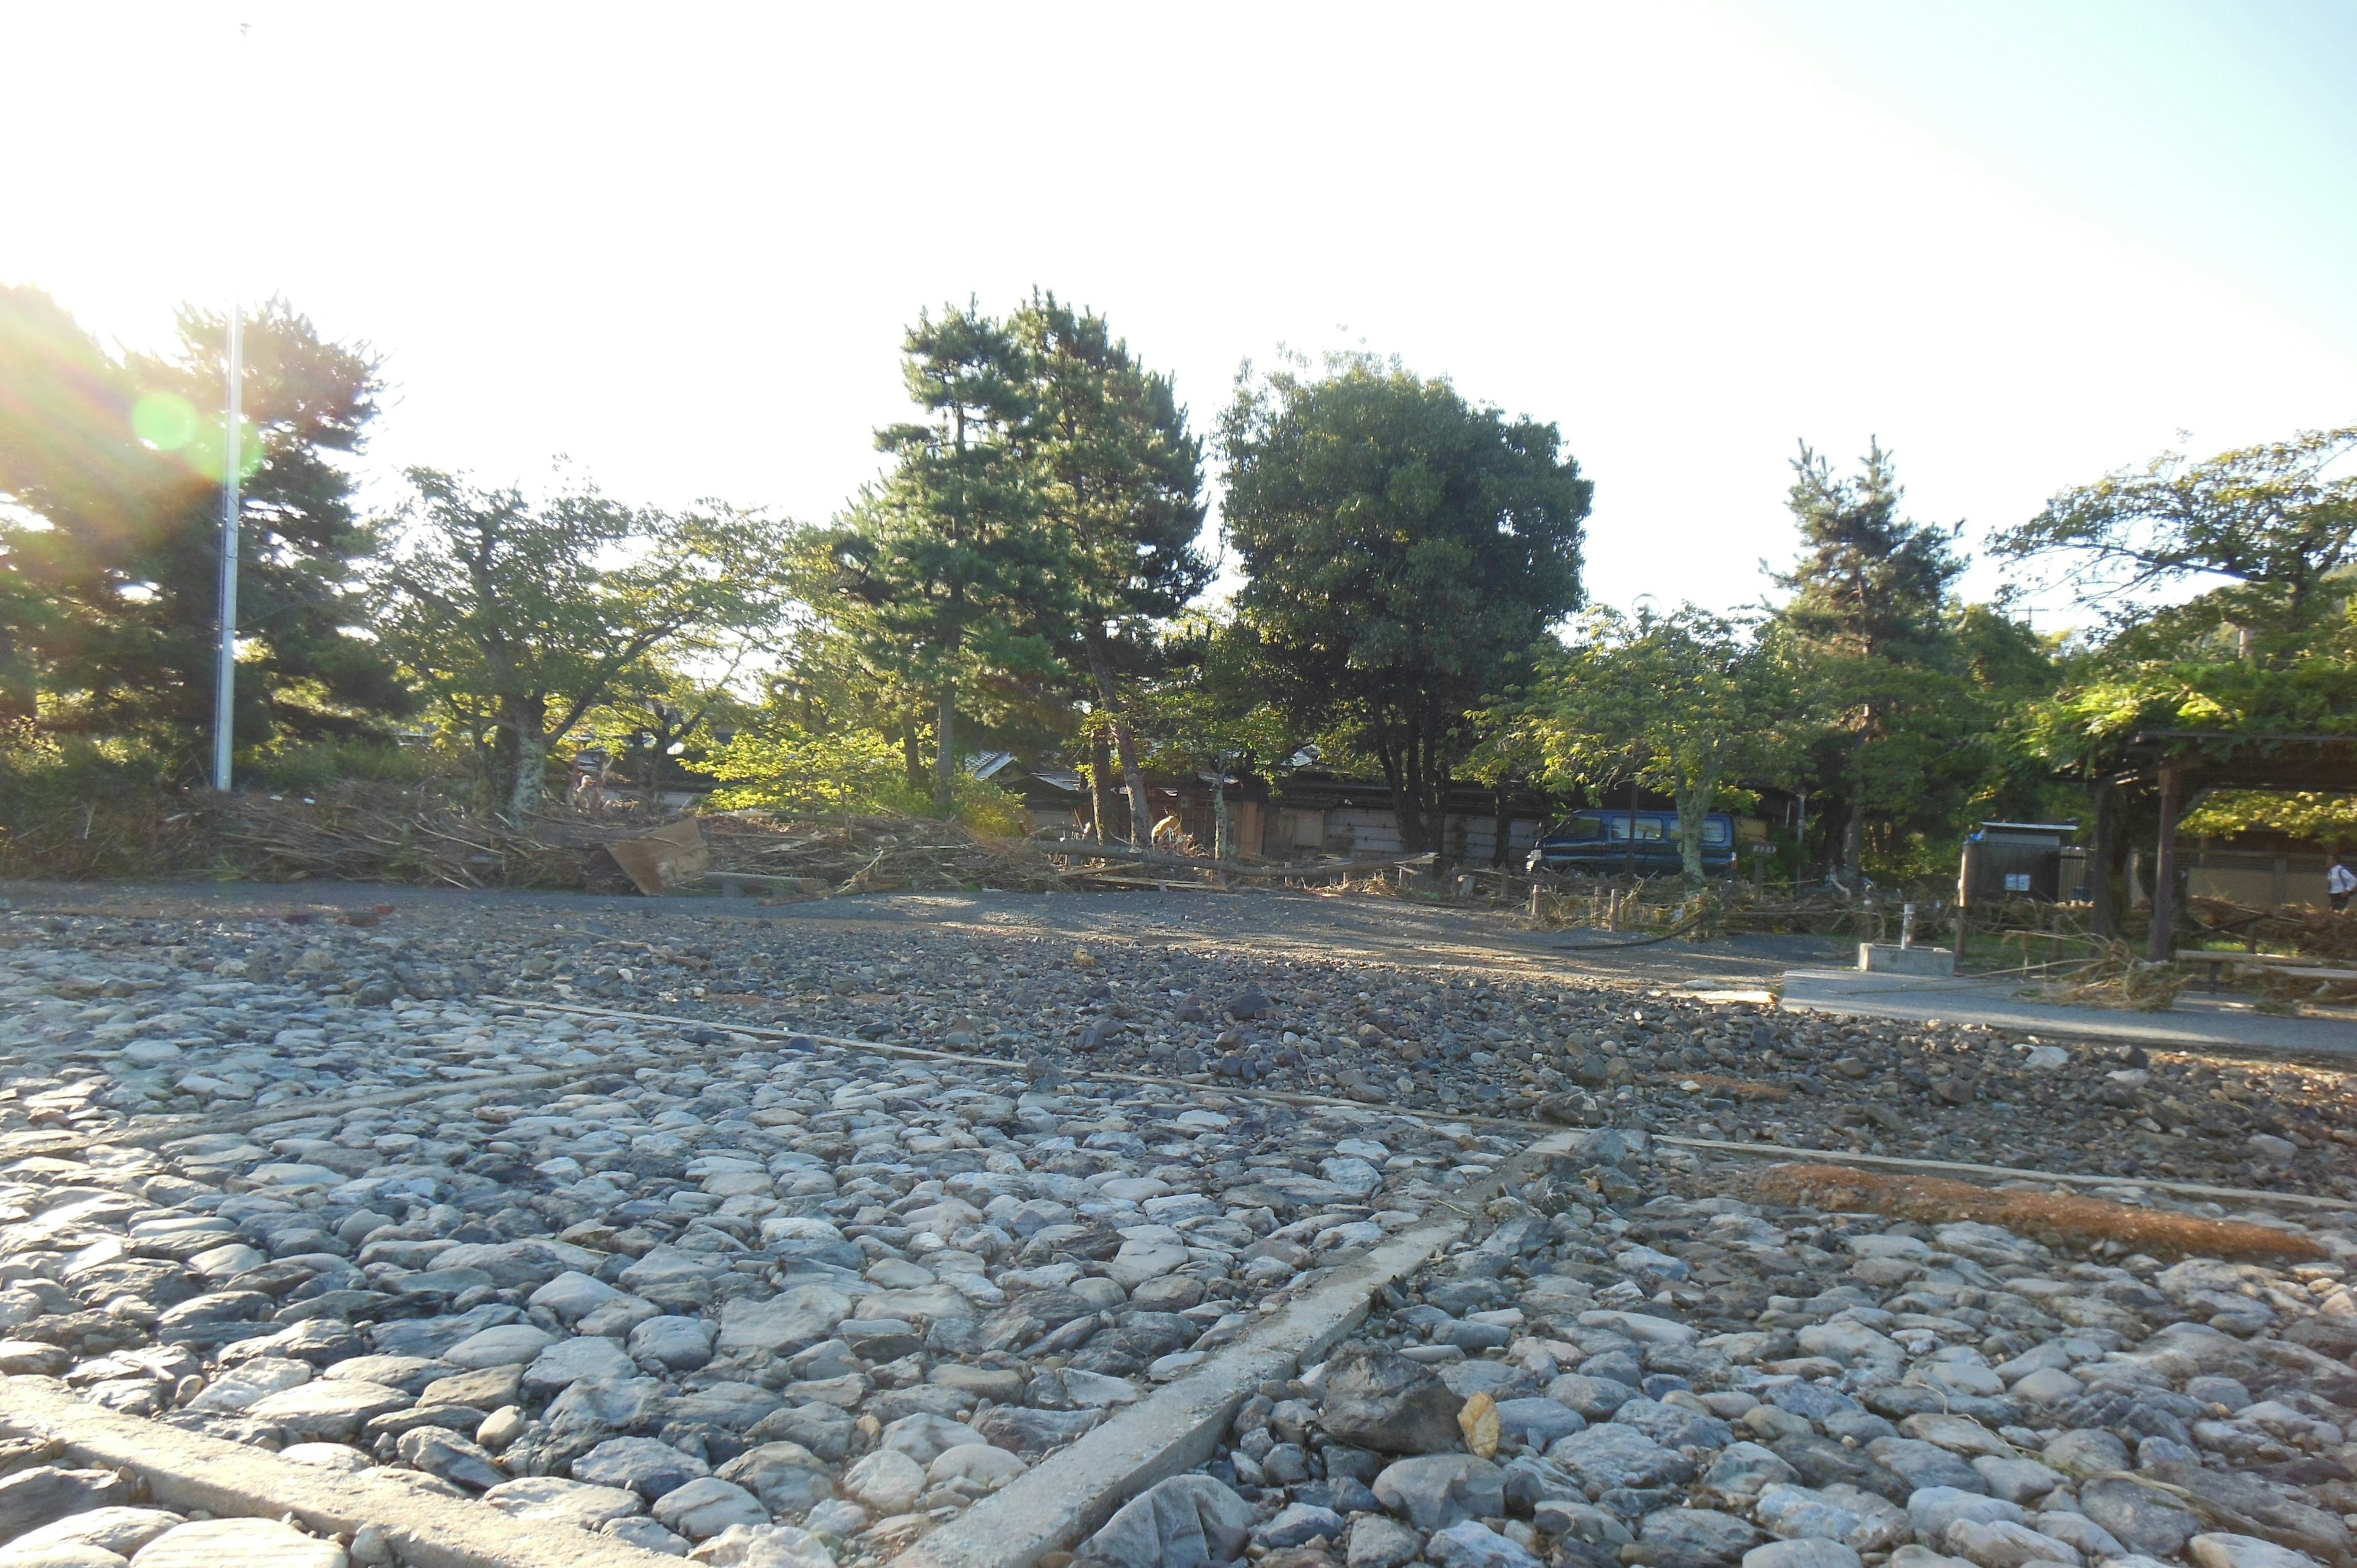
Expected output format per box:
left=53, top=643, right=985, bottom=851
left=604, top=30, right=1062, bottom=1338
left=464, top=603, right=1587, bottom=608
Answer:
left=0, top=889, right=2347, bottom=1568
left=1102, top=1133, right=2357, bottom=1568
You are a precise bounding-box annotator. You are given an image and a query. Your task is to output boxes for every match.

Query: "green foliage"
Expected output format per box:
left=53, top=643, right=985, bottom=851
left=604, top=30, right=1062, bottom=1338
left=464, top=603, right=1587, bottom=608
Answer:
left=844, top=303, right=1056, bottom=811
left=0, top=287, right=408, bottom=769
left=244, top=737, right=437, bottom=794
left=1770, top=441, right=2050, bottom=879
left=1012, top=293, right=1208, bottom=840
left=1994, top=425, right=2357, bottom=657
left=1220, top=353, right=1589, bottom=854
left=2181, top=790, right=2357, bottom=846
left=2015, top=429, right=2357, bottom=844
left=704, top=724, right=1024, bottom=834
left=377, top=469, right=794, bottom=822
left=1511, top=605, right=1797, bottom=881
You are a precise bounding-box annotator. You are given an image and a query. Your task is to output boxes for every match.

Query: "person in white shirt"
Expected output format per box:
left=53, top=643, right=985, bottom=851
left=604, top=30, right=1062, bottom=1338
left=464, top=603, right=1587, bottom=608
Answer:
left=2330, top=855, right=2355, bottom=913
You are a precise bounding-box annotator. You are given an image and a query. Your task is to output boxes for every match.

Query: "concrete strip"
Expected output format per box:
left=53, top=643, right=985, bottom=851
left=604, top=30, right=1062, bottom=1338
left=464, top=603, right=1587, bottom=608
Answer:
left=1780, top=968, right=2357, bottom=1060
left=0, top=1375, right=673, bottom=1568
left=1657, top=1135, right=2357, bottom=1212
left=896, top=1129, right=1581, bottom=1568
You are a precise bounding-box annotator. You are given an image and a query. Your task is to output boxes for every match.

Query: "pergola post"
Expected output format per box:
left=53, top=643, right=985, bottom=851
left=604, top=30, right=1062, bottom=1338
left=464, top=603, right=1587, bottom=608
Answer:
left=2146, top=761, right=2183, bottom=960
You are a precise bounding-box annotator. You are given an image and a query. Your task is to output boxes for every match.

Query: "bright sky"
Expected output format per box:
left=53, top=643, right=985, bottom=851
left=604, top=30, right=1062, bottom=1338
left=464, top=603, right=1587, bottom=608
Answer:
left=7, top=2, right=2353, bottom=627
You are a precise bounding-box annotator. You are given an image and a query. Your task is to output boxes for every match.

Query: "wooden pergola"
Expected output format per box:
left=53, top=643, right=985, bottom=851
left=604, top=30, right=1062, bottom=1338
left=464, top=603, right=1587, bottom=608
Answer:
left=2107, top=730, right=2357, bottom=957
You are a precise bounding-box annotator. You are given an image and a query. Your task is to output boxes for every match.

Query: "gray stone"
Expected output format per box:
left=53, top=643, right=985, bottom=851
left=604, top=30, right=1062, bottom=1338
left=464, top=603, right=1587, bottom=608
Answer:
left=717, top=1443, right=836, bottom=1513
left=600, top=1516, right=690, bottom=1556
left=1867, top=1438, right=1984, bottom=1494
left=1493, top=1396, right=1585, bottom=1450
left=880, top=1413, right=986, bottom=1466
left=1426, top=1519, right=1546, bottom=1568
left=571, top=1435, right=711, bottom=1499
left=1754, top=1485, right=1862, bottom=1544
left=2040, top=1431, right=2127, bottom=1480
left=1941, top=1518, right=2080, bottom=1568
left=1973, top=1458, right=2067, bottom=1505
left=1614, top=1397, right=1733, bottom=1450
left=1255, top=1502, right=1347, bottom=1549
left=393, top=1427, right=505, bottom=1491
left=2078, top=1479, right=2200, bottom=1559
left=441, top=1323, right=554, bottom=1369
left=1641, top=1508, right=1765, bottom=1568
left=1080, top=1474, right=1254, bottom=1568
left=746, top=1404, right=855, bottom=1462
left=480, top=1476, right=645, bottom=1527
left=2186, top=1535, right=2323, bottom=1568
left=1548, top=1423, right=1695, bottom=1493
left=627, top=1315, right=715, bottom=1372
left=973, top=1404, right=1101, bottom=1455
left=521, top=1333, right=635, bottom=1396
left=1347, top=1514, right=1423, bottom=1568
left=680, top=1523, right=833, bottom=1568
left=184, top=1358, right=312, bottom=1413
left=7, top=1507, right=184, bottom=1558
left=1706, top=1443, right=1799, bottom=1502
left=1547, top=1373, right=1637, bottom=1419
left=1744, top=1543, right=1862, bottom=1568
left=648, top=1477, right=767, bottom=1540
left=1372, top=1454, right=1505, bottom=1531
left=2030, top=1512, right=2123, bottom=1559
left=243, top=1381, right=411, bottom=1441
left=1911, top=1488, right=2027, bottom=1541
left=1320, top=1343, right=1466, bottom=1455
left=715, top=1286, right=851, bottom=1357
left=842, top=1448, right=926, bottom=1515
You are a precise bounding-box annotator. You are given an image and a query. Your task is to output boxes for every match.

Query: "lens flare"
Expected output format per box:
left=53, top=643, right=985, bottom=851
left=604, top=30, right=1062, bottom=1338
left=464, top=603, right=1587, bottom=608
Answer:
left=183, top=418, right=266, bottom=484
left=130, top=390, right=200, bottom=450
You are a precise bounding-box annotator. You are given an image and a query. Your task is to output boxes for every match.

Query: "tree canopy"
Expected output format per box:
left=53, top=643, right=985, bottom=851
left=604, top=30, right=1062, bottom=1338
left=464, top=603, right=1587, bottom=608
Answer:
left=0, top=286, right=405, bottom=767
left=1220, top=354, right=1589, bottom=853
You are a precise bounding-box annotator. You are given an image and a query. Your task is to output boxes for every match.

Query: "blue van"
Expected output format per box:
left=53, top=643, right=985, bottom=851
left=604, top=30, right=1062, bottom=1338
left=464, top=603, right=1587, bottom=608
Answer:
left=1525, top=809, right=1739, bottom=876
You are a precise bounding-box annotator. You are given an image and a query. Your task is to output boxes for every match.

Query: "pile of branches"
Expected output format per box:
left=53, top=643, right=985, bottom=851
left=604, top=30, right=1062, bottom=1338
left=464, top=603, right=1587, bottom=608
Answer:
left=699, top=813, right=1075, bottom=894
left=2038, top=938, right=2189, bottom=1011
left=2190, top=895, right=2357, bottom=961
left=206, top=779, right=595, bottom=889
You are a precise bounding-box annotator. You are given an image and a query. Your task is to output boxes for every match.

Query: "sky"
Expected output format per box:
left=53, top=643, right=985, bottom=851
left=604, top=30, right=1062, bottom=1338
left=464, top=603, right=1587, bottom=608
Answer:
left=5, top=2, right=2353, bottom=627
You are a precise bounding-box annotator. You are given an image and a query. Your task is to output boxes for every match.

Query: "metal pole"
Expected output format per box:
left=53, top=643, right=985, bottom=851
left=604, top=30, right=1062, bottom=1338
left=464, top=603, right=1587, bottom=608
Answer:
left=211, top=296, right=241, bottom=792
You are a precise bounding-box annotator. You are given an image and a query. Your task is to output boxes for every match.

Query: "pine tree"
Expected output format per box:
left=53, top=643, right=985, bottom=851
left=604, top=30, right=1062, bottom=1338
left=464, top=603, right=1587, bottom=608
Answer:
left=1013, top=293, right=1208, bottom=843
left=0, top=287, right=404, bottom=768
left=1772, top=441, right=1965, bottom=881
left=841, top=303, right=1053, bottom=813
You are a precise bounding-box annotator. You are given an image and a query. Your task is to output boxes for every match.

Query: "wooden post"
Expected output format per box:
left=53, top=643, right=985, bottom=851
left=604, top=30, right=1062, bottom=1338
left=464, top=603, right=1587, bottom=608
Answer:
left=2089, top=776, right=2119, bottom=940
left=2147, top=761, right=2183, bottom=961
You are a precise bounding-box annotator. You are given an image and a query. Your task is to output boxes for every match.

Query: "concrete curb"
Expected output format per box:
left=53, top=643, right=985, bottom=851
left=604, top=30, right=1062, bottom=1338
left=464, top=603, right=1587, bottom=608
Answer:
left=894, top=1129, right=1579, bottom=1568
left=0, top=1375, right=674, bottom=1568
left=1779, top=968, right=2357, bottom=1061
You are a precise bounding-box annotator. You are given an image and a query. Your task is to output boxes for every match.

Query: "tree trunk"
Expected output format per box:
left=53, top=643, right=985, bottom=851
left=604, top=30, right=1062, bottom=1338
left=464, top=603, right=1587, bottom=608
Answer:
left=1839, top=798, right=1865, bottom=886
left=902, top=728, right=925, bottom=796
left=1089, top=730, right=1115, bottom=843
left=933, top=682, right=956, bottom=816
left=505, top=694, right=549, bottom=825
left=1674, top=774, right=1716, bottom=884
left=1081, top=629, right=1151, bottom=848
left=1377, top=740, right=1425, bottom=859
left=1490, top=784, right=1511, bottom=868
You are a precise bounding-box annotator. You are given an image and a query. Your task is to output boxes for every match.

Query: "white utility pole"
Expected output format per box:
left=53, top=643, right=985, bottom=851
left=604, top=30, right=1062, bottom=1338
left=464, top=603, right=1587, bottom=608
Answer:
left=211, top=295, right=242, bottom=792
left=211, top=21, right=248, bottom=793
